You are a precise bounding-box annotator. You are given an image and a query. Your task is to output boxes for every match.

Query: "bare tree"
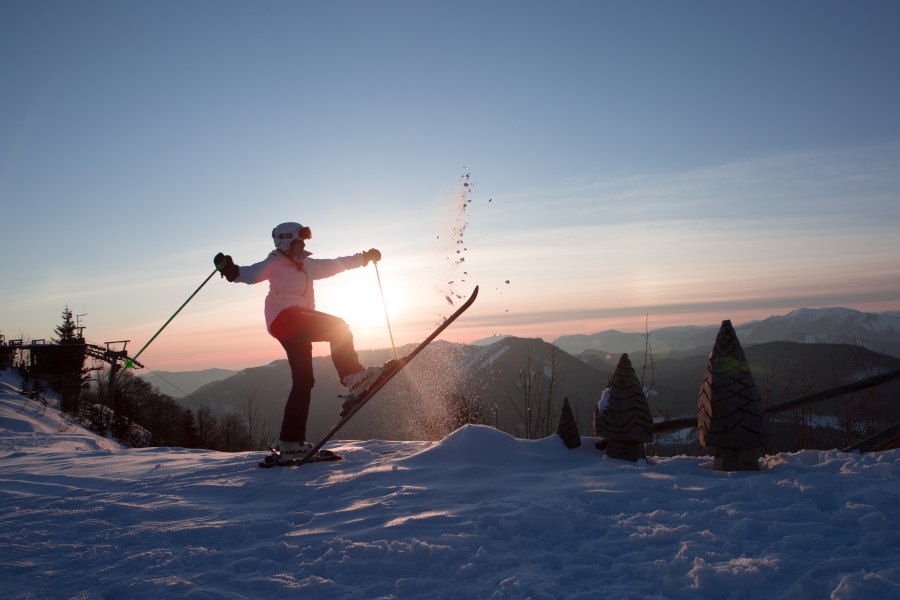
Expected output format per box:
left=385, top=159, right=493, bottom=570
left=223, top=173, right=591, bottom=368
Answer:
left=244, top=391, right=260, bottom=449
left=195, top=406, right=219, bottom=449
left=639, top=314, right=660, bottom=399
left=218, top=413, right=249, bottom=452
left=508, top=346, right=566, bottom=439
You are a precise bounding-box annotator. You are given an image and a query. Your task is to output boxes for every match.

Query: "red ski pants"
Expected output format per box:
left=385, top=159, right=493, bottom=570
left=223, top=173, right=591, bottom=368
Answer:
left=269, top=307, right=364, bottom=443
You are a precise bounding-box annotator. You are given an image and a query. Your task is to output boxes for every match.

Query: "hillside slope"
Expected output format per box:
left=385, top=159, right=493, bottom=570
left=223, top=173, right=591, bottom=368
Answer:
left=171, top=336, right=900, bottom=447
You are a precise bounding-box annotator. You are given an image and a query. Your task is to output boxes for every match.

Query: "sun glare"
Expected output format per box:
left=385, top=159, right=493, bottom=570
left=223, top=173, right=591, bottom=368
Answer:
left=315, top=268, right=413, bottom=349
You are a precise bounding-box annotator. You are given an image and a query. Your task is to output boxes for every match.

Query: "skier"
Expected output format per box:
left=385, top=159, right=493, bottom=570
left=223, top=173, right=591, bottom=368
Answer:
left=215, top=222, right=383, bottom=458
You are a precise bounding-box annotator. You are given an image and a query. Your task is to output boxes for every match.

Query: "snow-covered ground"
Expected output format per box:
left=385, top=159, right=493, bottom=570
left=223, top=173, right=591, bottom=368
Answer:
left=1, top=368, right=899, bottom=599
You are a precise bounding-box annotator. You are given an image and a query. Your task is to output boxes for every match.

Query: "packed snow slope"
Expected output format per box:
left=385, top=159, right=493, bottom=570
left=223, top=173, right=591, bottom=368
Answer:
left=2, top=369, right=899, bottom=600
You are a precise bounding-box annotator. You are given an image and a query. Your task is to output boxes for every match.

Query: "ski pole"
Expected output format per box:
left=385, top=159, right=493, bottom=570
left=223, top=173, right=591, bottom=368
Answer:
left=124, top=267, right=219, bottom=369
left=373, top=261, right=398, bottom=360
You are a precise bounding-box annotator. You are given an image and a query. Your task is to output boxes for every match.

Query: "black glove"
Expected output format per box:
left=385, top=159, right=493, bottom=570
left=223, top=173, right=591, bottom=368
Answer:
left=214, top=252, right=239, bottom=282
left=362, top=248, right=381, bottom=266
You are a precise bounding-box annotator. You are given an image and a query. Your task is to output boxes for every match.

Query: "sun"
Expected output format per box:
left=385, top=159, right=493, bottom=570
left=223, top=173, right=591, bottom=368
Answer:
left=315, top=268, right=411, bottom=345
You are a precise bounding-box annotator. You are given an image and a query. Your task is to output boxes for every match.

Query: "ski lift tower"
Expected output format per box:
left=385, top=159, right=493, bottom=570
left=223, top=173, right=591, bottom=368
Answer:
left=82, top=340, right=143, bottom=407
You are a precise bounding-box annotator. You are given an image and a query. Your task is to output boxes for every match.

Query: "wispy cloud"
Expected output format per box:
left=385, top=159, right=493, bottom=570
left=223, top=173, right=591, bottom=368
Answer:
left=492, top=143, right=900, bottom=229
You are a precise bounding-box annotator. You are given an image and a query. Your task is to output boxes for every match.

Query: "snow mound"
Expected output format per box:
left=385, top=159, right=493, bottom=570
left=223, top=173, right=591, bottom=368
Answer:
left=401, top=424, right=573, bottom=469
left=0, top=372, right=119, bottom=453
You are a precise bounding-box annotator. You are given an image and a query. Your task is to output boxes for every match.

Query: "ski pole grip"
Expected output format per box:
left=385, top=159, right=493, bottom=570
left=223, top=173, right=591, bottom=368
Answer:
left=214, top=252, right=227, bottom=272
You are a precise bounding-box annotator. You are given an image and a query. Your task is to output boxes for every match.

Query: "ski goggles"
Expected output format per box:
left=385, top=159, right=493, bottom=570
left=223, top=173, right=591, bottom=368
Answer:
left=275, top=226, right=313, bottom=243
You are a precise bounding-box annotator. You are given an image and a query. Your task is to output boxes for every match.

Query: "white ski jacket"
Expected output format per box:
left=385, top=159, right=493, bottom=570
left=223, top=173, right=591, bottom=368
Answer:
left=236, top=250, right=365, bottom=332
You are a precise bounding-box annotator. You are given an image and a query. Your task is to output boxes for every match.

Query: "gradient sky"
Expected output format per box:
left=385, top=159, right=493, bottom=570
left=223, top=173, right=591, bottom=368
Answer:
left=2, top=0, right=899, bottom=372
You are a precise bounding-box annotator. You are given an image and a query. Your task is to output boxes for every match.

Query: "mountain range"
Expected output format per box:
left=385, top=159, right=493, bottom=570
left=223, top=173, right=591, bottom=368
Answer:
left=552, top=306, right=900, bottom=358
left=140, top=307, right=900, bottom=447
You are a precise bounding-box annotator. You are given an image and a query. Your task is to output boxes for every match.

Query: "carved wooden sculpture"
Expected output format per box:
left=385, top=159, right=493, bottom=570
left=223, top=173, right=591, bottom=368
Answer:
left=596, top=353, right=653, bottom=461
left=556, top=396, right=581, bottom=449
left=698, top=320, right=767, bottom=471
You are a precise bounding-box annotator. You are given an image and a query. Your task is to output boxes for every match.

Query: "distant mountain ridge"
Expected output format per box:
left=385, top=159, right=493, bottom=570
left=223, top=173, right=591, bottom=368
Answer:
left=143, top=306, right=900, bottom=444
left=145, top=307, right=900, bottom=397
left=166, top=342, right=900, bottom=448
left=140, top=368, right=237, bottom=398
left=172, top=337, right=611, bottom=443
left=553, top=307, right=900, bottom=359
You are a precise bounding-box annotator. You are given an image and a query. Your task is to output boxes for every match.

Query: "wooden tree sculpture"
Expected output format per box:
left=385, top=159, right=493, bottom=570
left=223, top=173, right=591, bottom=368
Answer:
left=556, top=396, right=581, bottom=449
left=596, top=353, right=653, bottom=461
left=698, top=320, right=767, bottom=471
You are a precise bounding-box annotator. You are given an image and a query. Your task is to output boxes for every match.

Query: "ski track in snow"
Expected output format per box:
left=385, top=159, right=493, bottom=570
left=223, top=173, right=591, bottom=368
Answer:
left=2, top=370, right=900, bottom=599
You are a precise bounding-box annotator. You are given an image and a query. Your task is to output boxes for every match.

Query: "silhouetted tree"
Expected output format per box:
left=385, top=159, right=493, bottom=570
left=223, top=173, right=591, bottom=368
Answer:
left=195, top=406, right=219, bottom=449
left=52, top=306, right=87, bottom=416
left=508, top=347, right=566, bottom=439
left=218, top=413, right=250, bottom=451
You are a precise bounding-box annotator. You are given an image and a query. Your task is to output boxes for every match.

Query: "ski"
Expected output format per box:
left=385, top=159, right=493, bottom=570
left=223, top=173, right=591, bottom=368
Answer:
left=258, top=447, right=342, bottom=468
left=271, top=285, right=479, bottom=470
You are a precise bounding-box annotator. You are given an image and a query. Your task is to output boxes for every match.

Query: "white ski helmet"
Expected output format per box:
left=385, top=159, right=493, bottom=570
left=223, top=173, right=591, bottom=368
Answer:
left=272, top=222, right=312, bottom=252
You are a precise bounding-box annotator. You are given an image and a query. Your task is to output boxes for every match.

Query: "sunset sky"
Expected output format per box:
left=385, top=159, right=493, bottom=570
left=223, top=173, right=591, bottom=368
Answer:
left=2, top=1, right=899, bottom=372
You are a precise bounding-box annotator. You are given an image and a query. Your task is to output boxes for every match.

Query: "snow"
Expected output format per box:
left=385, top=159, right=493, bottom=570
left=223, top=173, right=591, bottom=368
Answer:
left=2, top=369, right=900, bottom=599
left=598, top=387, right=612, bottom=415
left=469, top=342, right=510, bottom=370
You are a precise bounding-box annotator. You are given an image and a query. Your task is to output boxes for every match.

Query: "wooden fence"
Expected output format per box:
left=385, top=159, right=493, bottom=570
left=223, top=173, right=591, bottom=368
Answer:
left=652, top=367, right=900, bottom=453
